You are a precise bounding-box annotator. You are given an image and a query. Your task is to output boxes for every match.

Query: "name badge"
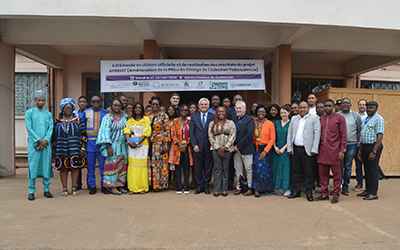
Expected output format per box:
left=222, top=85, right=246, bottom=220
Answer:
left=256, top=138, right=261, bottom=141
left=181, top=140, right=187, bottom=144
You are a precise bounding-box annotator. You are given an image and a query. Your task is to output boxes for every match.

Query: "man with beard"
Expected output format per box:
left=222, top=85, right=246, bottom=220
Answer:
left=338, top=98, right=362, bottom=195
left=25, top=90, right=54, bottom=201
left=307, top=94, right=317, bottom=115
left=357, top=101, right=385, bottom=200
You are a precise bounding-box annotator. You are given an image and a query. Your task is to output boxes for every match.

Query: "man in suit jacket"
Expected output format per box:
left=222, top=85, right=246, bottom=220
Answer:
left=287, top=101, right=321, bottom=201
left=233, top=101, right=256, bottom=196
left=189, top=97, right=215, bottom=194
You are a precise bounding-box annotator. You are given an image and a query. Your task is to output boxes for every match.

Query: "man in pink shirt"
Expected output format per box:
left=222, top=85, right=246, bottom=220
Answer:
left=316, top=99, right=347, bottom=204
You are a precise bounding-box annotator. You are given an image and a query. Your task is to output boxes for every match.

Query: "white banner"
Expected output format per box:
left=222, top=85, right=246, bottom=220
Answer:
left=100, top=59, right=265, bottom=92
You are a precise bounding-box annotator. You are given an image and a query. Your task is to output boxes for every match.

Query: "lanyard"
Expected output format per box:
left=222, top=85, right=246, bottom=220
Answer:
left=364, top=113, right=375, bottom=126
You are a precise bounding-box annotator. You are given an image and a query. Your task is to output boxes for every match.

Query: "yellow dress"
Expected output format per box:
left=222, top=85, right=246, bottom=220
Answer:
left=123, top=116, right=151, bottom=193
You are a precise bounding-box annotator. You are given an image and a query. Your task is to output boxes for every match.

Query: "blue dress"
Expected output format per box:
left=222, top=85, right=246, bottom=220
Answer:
left=53, top=116, right=87, bottom=169
left=252, top=144, right=274, bottom=192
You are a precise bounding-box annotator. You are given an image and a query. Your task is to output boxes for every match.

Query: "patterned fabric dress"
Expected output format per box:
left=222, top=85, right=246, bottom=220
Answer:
left=123, top=116, right=151, bottom=193
left=273, top=120, right=292, bottom=190
left=252, top=120, right=276, bottom=192
left=147, top=112, right=170, bottom=190
left=53, top=115, right=87, bottom=170
left=96, top=113, right=128, bottom=188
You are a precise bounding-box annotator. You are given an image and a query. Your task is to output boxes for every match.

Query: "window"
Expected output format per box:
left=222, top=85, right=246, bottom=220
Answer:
left=15, top=73, right=48, bottom=116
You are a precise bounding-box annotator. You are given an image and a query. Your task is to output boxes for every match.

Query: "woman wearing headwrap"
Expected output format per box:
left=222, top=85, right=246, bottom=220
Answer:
left=53, top=98, right=87, bottom=197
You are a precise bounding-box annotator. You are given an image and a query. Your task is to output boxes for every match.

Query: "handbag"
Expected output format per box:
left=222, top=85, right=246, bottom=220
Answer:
left=239, top=175, right=249, bottom=193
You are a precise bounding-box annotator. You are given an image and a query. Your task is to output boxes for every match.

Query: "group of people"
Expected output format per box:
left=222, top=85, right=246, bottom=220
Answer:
left=26, top=91, right=385, bottom=204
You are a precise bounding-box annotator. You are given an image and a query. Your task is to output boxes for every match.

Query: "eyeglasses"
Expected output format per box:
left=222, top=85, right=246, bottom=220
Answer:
left=112, top=104, right=121, bottom=107
left=257, top=111, right=266, bottom=114
left=64, top=107, right=73, bottom=111
left=152, top=103, right=159, bottom=106
left=180, top=109, right=188, bottom=112
left=91, top=100, right=100, bottom=103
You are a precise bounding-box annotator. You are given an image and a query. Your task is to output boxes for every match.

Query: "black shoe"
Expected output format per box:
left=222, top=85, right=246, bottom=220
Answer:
left=222, top=192, right=228, bottom=197
left=101, top=187, right=110, bottom=195
left=288, top=192, right=301, bottom=199
left=28, top=193, right=35, bottom=201
left=213, top=192, right=219, bottom=197
left=342, top=189, right=350, bottom=196
left=76, top=183, right=82, bottom=190
left=204, top=187, right=210, bottom=194
left=89, top=187, right=97, bottom=195
left=194, top=187, right=204, bottom=194
left=307, top=194, right=314, bottom=202
left=43, top=191, right=53, bottom=198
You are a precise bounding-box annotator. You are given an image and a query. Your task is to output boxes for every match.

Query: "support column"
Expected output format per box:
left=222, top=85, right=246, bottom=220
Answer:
left=141, top=40, right=158, bottom=104
left=271, top=50, right=280, bottom=104
left=345, top=76, right=356, bottom=88
left=55, top=69, right=64, bottom=115
left=278, top=45, right=292, bottom=105
left=0, top=42, right=15, bottom=176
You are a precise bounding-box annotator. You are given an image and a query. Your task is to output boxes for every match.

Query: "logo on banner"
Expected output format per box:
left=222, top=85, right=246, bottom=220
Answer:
left=153, top=82, right=160, bottom=89
left=109, top=83, right=130, bottom=89
left=209, top=82, right=228, bottom=90
left=183, top=81, right=190, bottom=89
left=196, top=81, right=205, bottom=89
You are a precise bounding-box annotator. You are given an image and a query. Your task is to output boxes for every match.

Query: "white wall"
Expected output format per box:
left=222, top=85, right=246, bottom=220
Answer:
left=2, top=1, right=400, bottom=31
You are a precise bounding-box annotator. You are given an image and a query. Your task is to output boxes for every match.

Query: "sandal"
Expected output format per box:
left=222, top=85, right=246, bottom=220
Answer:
left=71, top=188, right=79, bottom=196
left=140, top=191, right=146, bottom=194
left=128, top=191, right=134, bottom=195
left=61, top=188, right=68, bottom=197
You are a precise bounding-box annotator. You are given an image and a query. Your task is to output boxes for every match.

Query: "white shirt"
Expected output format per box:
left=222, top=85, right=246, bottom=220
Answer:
left=294, top=113, right=309, bottom=146
left=359, top=111, right=368, bottom=121
left=309, top=107, right=316, bottom=115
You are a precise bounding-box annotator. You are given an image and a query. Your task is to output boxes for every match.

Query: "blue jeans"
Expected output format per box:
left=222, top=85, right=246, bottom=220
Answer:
left=341, top=144, right=358, bottom=191
left=354, top=149, right=364, bottom=186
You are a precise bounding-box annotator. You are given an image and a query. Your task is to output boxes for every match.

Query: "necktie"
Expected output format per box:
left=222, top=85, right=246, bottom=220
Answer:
left=202, top=113, right=206, bottom=128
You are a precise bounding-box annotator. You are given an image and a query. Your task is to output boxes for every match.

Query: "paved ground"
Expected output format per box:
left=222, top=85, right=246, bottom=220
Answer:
left=1, top=168, right=400, bottom=250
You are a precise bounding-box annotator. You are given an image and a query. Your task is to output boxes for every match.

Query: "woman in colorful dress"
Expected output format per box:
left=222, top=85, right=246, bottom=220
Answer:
left=124, top=102, right=151, bottom=194
left=166, top=105, right=178, bottom=189
left=96, top=99, right=128, bottom=195
left=147, top=96, right=171, bottom=191
left=273, top=105, right=292, bottom=196
left=208, top=106, right=236, bottom=197
left=169, top=104, right=194, bottom=194
left=53, top=98, right=86, bottom=197
left=252, top=104, right=276, bottom=198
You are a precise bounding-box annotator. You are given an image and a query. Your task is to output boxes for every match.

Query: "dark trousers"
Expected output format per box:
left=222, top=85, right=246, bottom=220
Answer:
left=176, top=150, right=190, bottom=189
left=291, top=146, right=315, bottom=196
left=362, top=144, right=383, bottom=195
left=212, top=150, right=232, bottom=192
left=228, top=153, right=235, bottom=188
left=193, top=150, right=213, bottom=189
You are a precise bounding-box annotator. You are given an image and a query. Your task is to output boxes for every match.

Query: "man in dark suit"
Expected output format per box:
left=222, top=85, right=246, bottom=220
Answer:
left=189, top=97, right=215, bottom=194
left=233, top=101, right=256, bottom=196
